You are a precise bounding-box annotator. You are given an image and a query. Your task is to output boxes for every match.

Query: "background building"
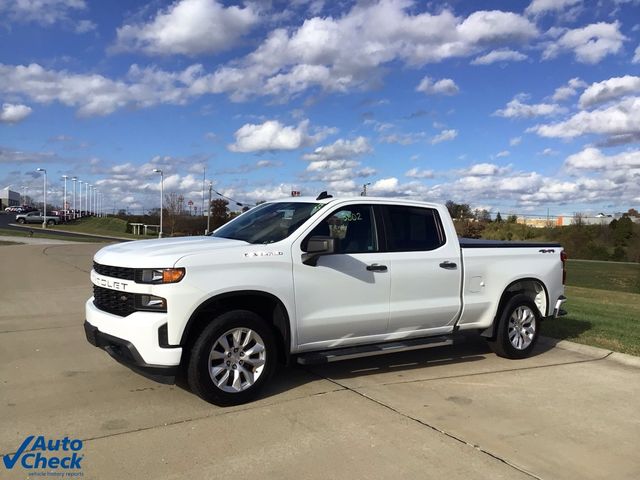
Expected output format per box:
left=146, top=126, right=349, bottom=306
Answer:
left=0, top=189, right=20, bottom=209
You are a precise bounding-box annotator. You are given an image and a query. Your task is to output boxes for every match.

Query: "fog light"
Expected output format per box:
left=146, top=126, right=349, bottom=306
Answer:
left=139, top=295, right=166, bottom=310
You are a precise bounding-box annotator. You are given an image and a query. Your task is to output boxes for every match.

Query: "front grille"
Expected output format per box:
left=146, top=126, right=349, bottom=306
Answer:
left=93, top=285, right=135, bottom=317
left=93, top=262, right=136, bottom=281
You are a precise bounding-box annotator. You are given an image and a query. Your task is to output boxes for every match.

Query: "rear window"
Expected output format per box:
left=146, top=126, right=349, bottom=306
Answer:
left=384, top=206, right=445, bottom=252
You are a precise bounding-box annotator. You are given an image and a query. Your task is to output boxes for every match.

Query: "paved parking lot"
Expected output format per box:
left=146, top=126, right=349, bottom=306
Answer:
left=1, top=242, right=639, bottom=479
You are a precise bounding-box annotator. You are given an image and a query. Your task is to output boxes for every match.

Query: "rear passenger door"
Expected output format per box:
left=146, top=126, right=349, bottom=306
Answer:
left=382, top=205, right=462, bottom=333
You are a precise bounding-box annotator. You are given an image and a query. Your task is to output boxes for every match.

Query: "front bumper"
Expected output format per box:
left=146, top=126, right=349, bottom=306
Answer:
left=84, top=320, right=178, bottom=384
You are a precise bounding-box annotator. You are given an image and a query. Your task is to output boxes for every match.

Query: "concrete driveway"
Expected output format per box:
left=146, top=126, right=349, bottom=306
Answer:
left=1, top=242, right=638, bottom=479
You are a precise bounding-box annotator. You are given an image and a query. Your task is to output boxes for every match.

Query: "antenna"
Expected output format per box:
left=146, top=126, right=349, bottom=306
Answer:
left=316, top=191, right=333, bottom=200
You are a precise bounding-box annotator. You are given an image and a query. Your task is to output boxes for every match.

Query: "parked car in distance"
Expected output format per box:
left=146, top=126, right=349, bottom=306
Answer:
left=15, top=211, right=61, bottom=225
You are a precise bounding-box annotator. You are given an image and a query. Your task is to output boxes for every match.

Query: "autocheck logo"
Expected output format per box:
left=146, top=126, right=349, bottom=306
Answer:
left=2, top=435, right=84, bottom=473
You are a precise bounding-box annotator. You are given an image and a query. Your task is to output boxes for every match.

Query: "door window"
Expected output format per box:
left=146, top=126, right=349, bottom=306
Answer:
left=305, top=205, right=377, bottom=254
left=384, top=206, right=445, bottom=252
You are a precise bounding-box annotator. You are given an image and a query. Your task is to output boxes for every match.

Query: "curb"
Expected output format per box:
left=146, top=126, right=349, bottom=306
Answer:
left=539, top=336, right=640, bottom=369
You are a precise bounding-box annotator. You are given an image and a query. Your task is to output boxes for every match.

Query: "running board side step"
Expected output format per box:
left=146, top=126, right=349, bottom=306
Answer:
left=296, top=336, right=453, bottom=365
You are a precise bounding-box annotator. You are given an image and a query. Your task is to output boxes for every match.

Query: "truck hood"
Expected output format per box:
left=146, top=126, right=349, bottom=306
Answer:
left=94, top=236, right=248, bottom=268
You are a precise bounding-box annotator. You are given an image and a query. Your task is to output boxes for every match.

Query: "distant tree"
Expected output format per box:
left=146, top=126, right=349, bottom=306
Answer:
left=475, top=209, right=491, bottom=223
left=495, top=212, right=503, bottom=223
left=445, top=200, right=473, bottom=220
left=255, top=200, right=267, bottom=206
left=572, top=212, right=584, bottom=227
left=209, top=199, right=230, bottom=229
left=164, top=192, right=185, bottom=235
left=506, top=214, right=518, bottom=224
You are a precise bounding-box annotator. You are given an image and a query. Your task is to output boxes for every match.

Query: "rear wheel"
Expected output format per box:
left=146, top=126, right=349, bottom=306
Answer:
left=47, top=219, right=55, bottom=226
left=187, top=310, right=276, bottom=406
left=17, top=218, right=25, bottom=224
left=487, top=294, right=540, bottom=359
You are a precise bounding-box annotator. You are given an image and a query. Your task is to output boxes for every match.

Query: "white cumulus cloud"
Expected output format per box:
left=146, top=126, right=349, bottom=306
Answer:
left=0, top=103, right=32, bottom=123
left=525, top=0, right=581, bottom=16
left=228, top=119, right=320, bottom=153
left=529, top=96, right=640, bottom=140
left=552, top=77, right=587, bottom=102
left=494, top=95, right=565, bottom=118
left=579, top=75, right=640, bottom=108
left=471, top=49, right=527, bottom=65
left=113, top=0, right=258, bottom=56
left=431, top=129, right=458, bottom=144
left=542, top=22, right=626, bottom=64
left=416, top=77, right=459, bottom=95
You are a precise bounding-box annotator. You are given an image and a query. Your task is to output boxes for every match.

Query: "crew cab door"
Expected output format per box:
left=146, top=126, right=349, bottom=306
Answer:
left=292, top=203, right=390, bottom=349
left=381, top=205, right=462, bottom=333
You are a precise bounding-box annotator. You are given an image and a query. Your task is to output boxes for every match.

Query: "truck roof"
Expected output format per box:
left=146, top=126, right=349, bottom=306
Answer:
left=267, top=196, right=443, bottom=209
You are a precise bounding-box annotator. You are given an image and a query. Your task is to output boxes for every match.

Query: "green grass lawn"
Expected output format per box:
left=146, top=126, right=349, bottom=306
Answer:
left=544, top=285, right=640, bottom=356
left=0, top=228, right=106, bottom=243
left=30, top=217, right=146, bottom=240
left=566, top=259, right=640, bottom=294
left=0, top=240, right=22, bottom=246
left=543, top=260, right=640, bottom=356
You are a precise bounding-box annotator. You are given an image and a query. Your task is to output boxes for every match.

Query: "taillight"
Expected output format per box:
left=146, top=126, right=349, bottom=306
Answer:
left=560, top=251, right=567, bottom=285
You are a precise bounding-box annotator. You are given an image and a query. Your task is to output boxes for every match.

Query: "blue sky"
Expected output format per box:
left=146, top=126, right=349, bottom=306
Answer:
left=1, top=0, right=639, bottom=217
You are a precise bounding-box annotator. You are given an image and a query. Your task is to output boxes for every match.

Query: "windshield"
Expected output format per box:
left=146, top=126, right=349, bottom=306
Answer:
left=212, top=202, right=326, bottom=244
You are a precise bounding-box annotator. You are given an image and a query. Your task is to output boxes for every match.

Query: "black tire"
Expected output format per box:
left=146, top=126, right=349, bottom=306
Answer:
left=47, top=219, right=55, bottom=226
left=187, top=310, right=277, bottom=406
left=17, top=218, right=25, bottom=224
left=487, top=294, right=541, bottom=359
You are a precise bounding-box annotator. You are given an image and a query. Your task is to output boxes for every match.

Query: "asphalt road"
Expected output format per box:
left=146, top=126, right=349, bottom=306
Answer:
left=1, top=242, right=639, bottom=479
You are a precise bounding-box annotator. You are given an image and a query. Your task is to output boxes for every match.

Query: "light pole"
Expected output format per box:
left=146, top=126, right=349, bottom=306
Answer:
left=87, top=183, right=91, bottom=216
left=36, top=168, right=47, bottom=228
left=62, top=175, right=68, bottom=216
left=79, top=181, right=83, bottom=217
left=71, top=177, right=77, bottom=219
left=206, top=181, right=212, bottom=234
left=361, top=182, right=371, bottom=197
left=153, top=169, right=164, bottom=238
left=21, top=185, right=26, bottom=205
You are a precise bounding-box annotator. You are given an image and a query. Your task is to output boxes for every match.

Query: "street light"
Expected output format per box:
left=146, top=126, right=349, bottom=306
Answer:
left=206, top=181, right=213, bottom=234
left=20, top=185, right=26, bottom=205
left=87, top=183, right=91, bottom=216
left=153, top=169, right=164, bottom=238
left=62, top=175, right=68, bottom=218
left=71, top=177, right=77, bottom=219
left=361, top=182, right=371, bottom=197
left=36, top=168, right=47, bottom=228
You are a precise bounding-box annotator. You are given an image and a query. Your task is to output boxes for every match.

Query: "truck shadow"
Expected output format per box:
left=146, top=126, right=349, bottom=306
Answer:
left=177, top=332, right=576, bottom=403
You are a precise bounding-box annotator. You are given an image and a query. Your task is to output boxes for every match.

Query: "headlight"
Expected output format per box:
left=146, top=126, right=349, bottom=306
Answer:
left=137, top=268, right=185, bottom=284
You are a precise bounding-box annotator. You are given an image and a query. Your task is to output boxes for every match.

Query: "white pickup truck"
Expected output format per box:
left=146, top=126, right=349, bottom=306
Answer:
left=85, top=194, right=566, bottom=406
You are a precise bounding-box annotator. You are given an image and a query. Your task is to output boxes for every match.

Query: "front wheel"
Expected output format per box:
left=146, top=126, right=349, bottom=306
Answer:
left=47, top=219, right=56, bottom=226
left=17, top=218, right=25, bottom=224
left=187, top=310, right=277, bottom=406
left=487, top=294, right=540, bottom=359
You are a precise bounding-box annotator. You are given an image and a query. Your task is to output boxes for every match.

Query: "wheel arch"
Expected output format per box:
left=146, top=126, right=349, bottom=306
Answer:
left=480, top=277, right=549, bottom=339
left=180, top=290, right=292, bottom=365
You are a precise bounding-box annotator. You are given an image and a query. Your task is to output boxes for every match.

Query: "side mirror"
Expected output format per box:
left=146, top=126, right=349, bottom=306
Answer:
left=302, top=235, right=336, bottom=266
